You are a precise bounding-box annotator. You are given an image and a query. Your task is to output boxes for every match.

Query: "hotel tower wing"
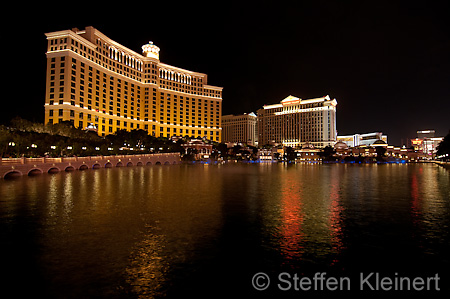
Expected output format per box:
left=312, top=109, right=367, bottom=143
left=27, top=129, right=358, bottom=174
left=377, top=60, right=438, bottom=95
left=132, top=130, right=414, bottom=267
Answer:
left=257, top=95, right=337, bottom=148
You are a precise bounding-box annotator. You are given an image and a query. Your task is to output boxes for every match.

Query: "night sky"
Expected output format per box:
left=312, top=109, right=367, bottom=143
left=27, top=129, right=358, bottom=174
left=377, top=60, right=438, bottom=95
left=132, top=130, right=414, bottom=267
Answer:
left=3, top=1, right=449, bottom=145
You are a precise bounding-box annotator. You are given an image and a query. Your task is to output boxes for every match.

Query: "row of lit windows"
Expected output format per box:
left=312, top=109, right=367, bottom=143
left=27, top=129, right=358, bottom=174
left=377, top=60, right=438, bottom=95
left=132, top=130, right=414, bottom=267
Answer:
left=48, top=56, right=220, bottom=118
left=48, top=60, right=143, bottom=120
left=48, top=35, right=222, bottom=99
left=48, top=36, right=143, bottom=82
left=159, top=81, right=221, bottom=98
left=45, top=100, right=220, bottom=129
left=48, top=105, right=220, bottom=129
left=257, top=111, right=333, bottom=144
left=47, top=115, right=220, bottom=140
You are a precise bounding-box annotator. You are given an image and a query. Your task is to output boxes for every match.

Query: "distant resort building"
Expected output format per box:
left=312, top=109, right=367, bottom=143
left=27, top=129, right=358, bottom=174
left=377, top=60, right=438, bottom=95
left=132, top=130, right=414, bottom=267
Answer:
left=221, top=113, right=258, bottom=146
left=333, top=140, right=429, bottom=162
left=337, top=132, right=388, bottom=147
left=411, top=130, right=443, bottom=156
left=257, top=95, right=337, bottom=148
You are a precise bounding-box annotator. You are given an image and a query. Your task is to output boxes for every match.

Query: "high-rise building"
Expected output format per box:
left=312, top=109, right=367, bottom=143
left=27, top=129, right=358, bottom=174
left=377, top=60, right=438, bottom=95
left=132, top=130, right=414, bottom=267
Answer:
left=221, top=113, right=258, bottom=146
left=257, top=95, right=337, bottom=148
left=337, top=132, right=388, bottom=147
left=44, top=26, right=223, bottom=141
left=411, top=130, right=443, bottom=156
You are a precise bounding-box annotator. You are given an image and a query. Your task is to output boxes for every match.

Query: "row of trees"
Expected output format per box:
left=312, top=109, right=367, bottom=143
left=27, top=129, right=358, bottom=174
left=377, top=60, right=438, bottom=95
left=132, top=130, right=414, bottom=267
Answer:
left=0, top=118, right=261, bottom=160
left=0, top=118, right=184, bottom=158
left=3, top=117, right=448, bottom=161
left=181, top=144, right=259, bottom=162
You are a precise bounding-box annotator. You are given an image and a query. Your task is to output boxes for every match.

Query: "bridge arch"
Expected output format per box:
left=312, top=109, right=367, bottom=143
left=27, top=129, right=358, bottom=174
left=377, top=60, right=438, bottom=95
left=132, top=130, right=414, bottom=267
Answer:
left=92, top=163, right=101, bottom=169
left=79, top=164, right=89, bottom=170
left=28, top=168, right=44, bottom=176
left=65, top=166, right=75, bottom=172
left=126, top=162, right=133, bottom=167
left=146, top=161, right=152, bottom=166
left=136, top=161, right=143, bottom=166
left=47, top=167, right=60, bottom=174
left=155, top=161, right=161, bottom=165
left=164, top=161, right=170, bottom=165
left=116, top=161, right=123, bottom=167
left=105, top=162, right=113, bottom=168
left=4, top=170, right=23, bottom=179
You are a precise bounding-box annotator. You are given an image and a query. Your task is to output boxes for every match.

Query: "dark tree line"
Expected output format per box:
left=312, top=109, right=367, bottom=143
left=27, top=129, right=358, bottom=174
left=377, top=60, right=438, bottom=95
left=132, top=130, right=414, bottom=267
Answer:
left=0, top=118, right=183, bottom=158
left=437, top=131, right=450, bottom=161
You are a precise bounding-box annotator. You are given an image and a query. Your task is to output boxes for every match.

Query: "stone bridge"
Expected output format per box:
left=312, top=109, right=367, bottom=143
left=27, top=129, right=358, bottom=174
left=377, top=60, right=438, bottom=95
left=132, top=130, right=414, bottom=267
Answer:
left=0, top=153, right=180, bottom=179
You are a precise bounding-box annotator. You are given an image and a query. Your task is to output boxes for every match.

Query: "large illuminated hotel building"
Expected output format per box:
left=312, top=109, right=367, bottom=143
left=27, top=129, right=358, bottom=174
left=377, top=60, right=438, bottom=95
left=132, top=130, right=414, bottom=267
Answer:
left=44, top=26, right=223, bottom=141
left=257, top=95, right=337, bottom=148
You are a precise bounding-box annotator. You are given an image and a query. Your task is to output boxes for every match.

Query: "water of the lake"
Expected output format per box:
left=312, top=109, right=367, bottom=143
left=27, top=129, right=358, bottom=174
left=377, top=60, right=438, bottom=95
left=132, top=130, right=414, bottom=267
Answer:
left=1, top=163, right=449, bottom=298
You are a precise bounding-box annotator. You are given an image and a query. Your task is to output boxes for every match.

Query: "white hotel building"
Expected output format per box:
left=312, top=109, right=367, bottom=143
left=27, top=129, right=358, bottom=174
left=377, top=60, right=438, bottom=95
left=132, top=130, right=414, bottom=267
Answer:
left=337, top=132, right=388, bottom=147
left=257, top=95, right=337, bottom=148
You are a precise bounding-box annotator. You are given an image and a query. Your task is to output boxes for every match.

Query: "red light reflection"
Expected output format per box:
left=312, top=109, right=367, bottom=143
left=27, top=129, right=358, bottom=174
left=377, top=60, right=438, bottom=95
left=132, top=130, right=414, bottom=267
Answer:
left=410, top=173, right=421, bottom=223
left=328, top=177, right=344, bottom=265
left=280, top=175, right=304, bottom=263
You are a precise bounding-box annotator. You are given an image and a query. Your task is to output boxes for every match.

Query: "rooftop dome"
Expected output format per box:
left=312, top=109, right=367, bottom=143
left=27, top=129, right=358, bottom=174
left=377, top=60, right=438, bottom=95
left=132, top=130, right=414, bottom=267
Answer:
left=334, top=141, right=348, bottom=150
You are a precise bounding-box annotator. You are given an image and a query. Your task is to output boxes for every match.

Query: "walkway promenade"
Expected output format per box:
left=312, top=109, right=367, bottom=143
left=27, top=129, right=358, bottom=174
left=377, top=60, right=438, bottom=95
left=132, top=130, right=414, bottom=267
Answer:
left=0, top=153, right=180, bottom=179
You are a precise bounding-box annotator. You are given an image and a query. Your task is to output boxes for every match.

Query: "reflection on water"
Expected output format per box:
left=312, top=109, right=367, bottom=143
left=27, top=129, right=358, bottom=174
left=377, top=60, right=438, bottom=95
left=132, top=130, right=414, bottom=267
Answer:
left=329, top=173, right=345, bottom=266
left=122, top=165, right=223, bottom=298
left=124, top=230, right=167, bottom=297
left=265, top=165, right=347, bottom=269
left=279, top=170, right=305, bottom=263
left=0, top=164, right=449, bottom=297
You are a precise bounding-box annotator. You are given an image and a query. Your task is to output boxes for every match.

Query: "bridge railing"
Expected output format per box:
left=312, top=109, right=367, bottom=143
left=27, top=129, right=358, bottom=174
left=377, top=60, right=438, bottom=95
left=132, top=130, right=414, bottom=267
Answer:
left=1, top=158, right=24, bottom=164
left=1, top=153, right=180, bottom=166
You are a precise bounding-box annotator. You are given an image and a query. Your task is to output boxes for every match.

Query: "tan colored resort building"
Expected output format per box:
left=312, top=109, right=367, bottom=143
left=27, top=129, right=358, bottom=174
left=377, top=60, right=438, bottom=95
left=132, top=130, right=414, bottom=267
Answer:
left=257, top=95, right=337, bottom=148
left=221, top=113, right=258, bottom=146
left=44, top=26, right=223, bottom=141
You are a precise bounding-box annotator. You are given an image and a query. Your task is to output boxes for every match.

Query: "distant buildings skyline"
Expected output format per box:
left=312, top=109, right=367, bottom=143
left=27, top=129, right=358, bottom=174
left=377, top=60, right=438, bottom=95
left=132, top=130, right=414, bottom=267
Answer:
left=221, top=95, right=339, bottom=148
left=41, top=26, right=446, bottom=150
left=411, top=130, right=444, bottom=156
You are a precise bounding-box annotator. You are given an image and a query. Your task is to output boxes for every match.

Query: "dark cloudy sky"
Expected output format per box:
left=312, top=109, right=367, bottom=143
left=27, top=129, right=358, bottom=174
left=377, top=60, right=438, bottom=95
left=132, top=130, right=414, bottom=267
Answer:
left=2, top=1, right=449, bottom=145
